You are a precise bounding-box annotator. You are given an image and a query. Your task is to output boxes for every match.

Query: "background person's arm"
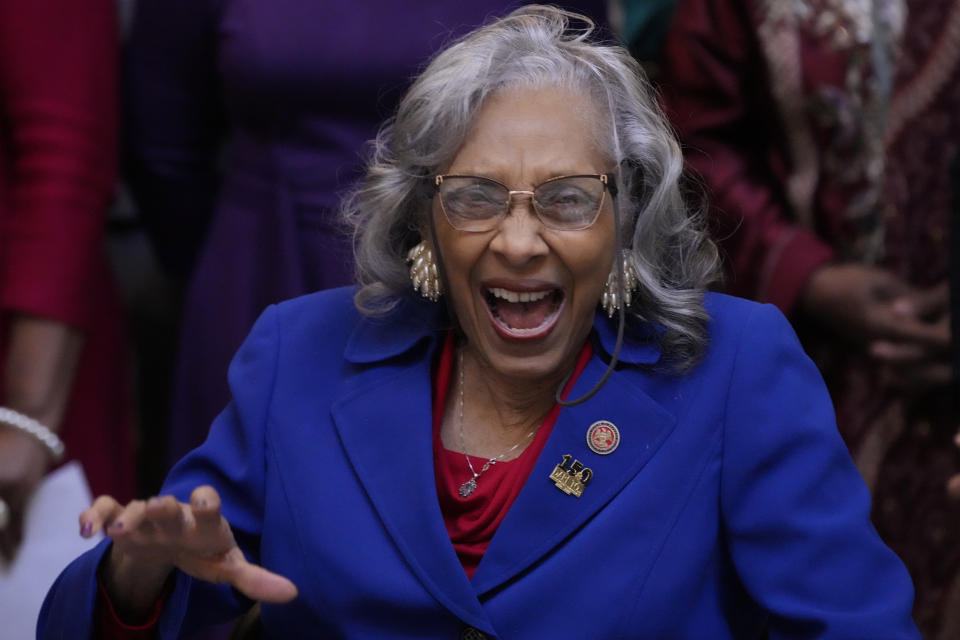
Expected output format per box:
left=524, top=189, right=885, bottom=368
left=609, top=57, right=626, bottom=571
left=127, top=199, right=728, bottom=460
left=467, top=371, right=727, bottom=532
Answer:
left=0, top=0, right=116, bottom=561
left=660, top=0, right=836, bottom=314
left=660, top=0, right=950, bottom=389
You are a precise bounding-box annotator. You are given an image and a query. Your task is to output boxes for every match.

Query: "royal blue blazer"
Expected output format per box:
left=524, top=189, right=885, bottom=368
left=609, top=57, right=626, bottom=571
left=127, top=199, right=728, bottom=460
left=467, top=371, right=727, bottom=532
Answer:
left=39, top=287, right=919, bottom=639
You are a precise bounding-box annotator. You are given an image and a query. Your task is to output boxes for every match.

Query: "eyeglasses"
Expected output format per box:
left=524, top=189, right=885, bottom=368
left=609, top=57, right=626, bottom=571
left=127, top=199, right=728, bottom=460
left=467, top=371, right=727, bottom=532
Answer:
left=433, top=173, right=618, bottom=232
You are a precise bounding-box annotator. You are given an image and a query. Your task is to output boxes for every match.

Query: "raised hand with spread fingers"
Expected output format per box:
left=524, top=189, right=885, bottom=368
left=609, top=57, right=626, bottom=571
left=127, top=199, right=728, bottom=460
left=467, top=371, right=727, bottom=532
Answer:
left=79, top=485, right=297, bottom=623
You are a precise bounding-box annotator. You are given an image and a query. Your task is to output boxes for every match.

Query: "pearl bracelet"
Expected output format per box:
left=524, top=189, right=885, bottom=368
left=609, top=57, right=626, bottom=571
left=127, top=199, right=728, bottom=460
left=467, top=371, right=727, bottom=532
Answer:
left=0, top=407, right=65, bottom=462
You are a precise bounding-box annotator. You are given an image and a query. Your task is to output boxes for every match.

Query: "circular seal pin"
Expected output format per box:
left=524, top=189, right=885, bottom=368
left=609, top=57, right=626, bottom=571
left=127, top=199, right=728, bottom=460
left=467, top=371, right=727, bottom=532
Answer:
left=586, top=420, right=620, bottom=455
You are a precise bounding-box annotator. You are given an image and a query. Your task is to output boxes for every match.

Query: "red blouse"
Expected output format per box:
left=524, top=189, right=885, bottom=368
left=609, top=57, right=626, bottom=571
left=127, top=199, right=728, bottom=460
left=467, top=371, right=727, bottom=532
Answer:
left=432, top=331, right=593, bottom=578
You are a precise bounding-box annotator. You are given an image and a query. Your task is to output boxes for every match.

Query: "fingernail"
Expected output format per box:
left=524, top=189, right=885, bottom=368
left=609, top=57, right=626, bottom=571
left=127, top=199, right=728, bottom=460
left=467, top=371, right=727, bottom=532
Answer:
left=892, top=299, right=913, bottom=315
left=869, top=342, right=889, bottom=357
left=109, top=521, right=124, bottom=531
left=196, top=499, right=208, bottom=509
left=80, top=522, right=92, bottom=537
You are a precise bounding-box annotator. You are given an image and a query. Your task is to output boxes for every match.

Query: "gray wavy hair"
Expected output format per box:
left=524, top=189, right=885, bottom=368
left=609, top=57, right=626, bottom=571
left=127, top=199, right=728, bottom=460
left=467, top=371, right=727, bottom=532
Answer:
left=342, top=5, right=720, bottom=371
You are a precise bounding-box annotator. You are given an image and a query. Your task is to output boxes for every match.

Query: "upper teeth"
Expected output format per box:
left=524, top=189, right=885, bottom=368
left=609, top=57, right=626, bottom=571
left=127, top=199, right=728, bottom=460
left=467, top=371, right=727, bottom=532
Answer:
left=488, top=287, right=551, bottom=303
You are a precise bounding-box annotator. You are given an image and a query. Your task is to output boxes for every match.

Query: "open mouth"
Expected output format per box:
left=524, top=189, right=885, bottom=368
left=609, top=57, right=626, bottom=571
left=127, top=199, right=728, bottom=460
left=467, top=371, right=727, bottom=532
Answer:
left=483, top=286, right=564, bottom=338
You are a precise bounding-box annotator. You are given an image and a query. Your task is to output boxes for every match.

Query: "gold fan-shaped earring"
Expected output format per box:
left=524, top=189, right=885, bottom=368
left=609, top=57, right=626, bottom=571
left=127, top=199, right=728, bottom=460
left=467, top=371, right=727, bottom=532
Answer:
left=407, top=241, right=442, bottom=302
left=601, top=254, right=639, bottom=317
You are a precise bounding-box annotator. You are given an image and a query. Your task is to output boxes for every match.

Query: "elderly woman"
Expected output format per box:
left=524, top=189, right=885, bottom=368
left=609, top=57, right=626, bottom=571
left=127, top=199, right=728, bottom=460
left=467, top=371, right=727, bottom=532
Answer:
left=39, top=7, right=918, bottom=639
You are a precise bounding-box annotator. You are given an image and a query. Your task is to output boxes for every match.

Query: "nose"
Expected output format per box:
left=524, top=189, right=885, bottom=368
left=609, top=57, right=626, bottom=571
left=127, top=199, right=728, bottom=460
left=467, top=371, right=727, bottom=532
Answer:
left=488, top=191, right=549, bottom=266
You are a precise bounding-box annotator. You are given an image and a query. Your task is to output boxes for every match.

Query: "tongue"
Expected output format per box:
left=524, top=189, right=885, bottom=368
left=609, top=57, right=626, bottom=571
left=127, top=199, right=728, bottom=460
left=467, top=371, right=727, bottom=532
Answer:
left=495, top=297, right=554, bottom=330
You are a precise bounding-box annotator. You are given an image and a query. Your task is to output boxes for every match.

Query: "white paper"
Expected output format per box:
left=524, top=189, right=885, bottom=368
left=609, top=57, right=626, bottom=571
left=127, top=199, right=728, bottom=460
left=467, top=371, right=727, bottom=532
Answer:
left=0, top=462, right=102, bottom=640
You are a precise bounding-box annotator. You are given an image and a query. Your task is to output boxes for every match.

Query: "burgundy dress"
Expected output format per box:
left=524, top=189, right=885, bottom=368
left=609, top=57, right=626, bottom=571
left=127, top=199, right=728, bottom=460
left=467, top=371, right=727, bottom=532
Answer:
left=661, top=0, right=960, bottom=636
left=125, top=0, right=608, bottom=465
left=0, top=0, right=134, bottom=502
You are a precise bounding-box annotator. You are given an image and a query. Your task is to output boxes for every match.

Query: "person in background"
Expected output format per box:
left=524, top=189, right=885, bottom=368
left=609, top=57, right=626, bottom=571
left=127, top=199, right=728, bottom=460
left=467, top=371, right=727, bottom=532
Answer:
left=124, top=0, right=608, bottom=468
left=660, top=0, right=959, bottom=636
left=40, top=8, right=918, bottom=638
left=0, top=0, right=136, bottom=636
left=614, top=0, right=677, bottom=77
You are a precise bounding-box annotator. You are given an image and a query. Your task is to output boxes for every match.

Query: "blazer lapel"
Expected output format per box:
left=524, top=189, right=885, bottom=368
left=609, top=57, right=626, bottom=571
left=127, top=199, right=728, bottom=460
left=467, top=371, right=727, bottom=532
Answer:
left=330, top=343, right=495, bottom=633
left=470, top=355, right=677, bottom=595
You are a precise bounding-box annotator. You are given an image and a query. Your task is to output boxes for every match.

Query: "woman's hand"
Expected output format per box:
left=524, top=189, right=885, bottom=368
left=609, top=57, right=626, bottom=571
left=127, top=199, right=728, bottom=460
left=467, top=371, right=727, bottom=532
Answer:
left=80, top=485, right=297, bottom=622
left=0, top=428, right=48, bottom=562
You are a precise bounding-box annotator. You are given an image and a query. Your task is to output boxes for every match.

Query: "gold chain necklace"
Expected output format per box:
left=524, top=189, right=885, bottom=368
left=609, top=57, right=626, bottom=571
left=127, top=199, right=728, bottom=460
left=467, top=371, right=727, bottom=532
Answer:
left=456, top=350, right=538, bottom=498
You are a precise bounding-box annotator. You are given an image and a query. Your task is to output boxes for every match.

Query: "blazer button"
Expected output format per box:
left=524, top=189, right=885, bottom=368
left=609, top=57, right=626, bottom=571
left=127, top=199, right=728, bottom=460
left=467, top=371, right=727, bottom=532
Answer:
left=460, top=625, right=488, bottom=640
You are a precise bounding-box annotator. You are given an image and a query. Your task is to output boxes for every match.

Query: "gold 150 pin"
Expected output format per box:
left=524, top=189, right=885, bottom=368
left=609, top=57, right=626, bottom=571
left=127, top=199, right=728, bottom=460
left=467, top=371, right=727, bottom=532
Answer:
left=549, top=454, right=593, bottom=498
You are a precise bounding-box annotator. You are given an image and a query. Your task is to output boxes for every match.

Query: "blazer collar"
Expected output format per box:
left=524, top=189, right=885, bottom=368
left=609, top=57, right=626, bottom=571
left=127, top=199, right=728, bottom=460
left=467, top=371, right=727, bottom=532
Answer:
left=344, top=295, right=663, bottom=367
left=343, top=296, right=448, bottom=364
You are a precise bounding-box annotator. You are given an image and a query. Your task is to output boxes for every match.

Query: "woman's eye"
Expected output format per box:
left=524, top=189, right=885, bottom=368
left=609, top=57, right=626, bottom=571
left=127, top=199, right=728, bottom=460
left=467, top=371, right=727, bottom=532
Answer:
left=540, top=188, right=591, bottom=208
left=450, top=186, right=500, bottom=204
left=553, top=192, right=587, bottom=205
left=465, top=190, right=498, bottom=203
left=443, top=183, right=505, bottom=221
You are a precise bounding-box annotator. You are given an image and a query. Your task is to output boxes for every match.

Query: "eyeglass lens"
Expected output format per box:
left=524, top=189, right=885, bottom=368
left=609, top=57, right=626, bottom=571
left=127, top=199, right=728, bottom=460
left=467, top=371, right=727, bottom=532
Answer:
left=438, top=176, right=606, bottom=231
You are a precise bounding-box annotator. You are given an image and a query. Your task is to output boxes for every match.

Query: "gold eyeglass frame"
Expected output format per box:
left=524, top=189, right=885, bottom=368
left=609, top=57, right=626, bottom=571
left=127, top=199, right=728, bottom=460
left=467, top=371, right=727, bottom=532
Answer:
left=432, top=172, right=618, bottom=232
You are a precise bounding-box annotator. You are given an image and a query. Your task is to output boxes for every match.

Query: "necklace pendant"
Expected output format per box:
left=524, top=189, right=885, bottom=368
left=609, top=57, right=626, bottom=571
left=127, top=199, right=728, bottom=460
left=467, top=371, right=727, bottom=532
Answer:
left=459, top=477, right=478, bottom=498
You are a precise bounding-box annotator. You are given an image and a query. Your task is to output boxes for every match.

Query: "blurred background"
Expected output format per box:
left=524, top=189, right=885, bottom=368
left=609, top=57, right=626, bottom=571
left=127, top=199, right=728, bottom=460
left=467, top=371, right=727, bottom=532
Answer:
left=1, top=0, right=957, bottom=638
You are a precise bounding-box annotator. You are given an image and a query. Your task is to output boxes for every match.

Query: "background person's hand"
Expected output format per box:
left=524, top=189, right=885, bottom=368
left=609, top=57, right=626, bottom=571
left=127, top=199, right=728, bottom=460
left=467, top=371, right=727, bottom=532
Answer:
left=802, top=266, right=952, bottom=390
left=801, top=264, right=921, bottom=342
left=868, top=282, right=952, bottom=390
left=949, top=474, right=960, bottom=499
left=0, top=428, right=48, bottom=562
left=80, top=485, right=297, bottom=621
left=0, top=314, right=83, bottom=562
left=949, top=433, right=960, bottom=500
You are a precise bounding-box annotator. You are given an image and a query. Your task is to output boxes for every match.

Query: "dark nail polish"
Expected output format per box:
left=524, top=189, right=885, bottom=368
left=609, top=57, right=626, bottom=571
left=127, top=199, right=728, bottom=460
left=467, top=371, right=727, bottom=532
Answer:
left=80, top=522, right=92, bottom=537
